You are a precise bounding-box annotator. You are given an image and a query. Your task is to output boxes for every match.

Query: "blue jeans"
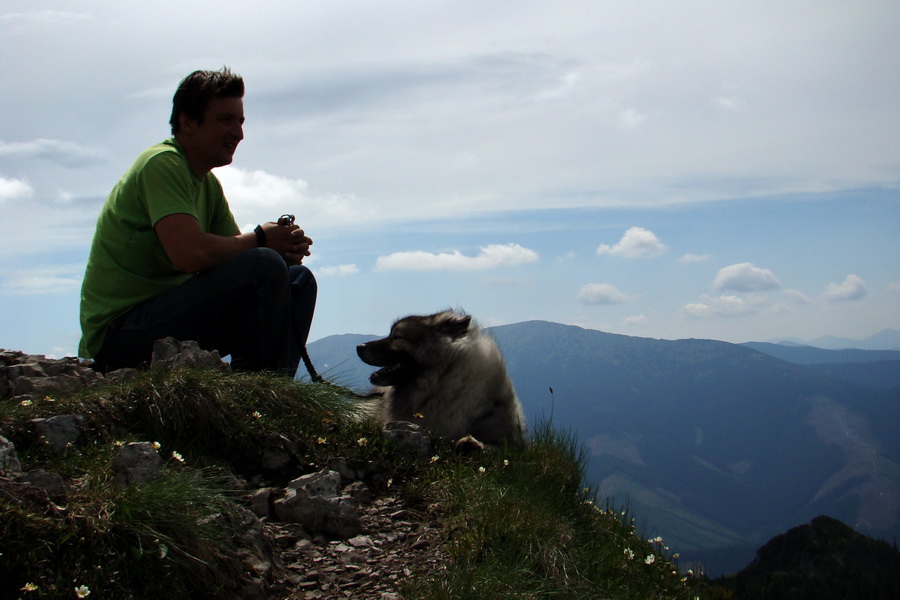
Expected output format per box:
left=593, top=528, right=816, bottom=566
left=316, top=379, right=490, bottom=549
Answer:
left=93, top=248, right=317, bottom=376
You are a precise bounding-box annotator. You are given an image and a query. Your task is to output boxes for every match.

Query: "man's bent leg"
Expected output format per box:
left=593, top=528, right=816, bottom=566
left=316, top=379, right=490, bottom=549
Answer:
left=94, top=249, right=295, bottom=374
left=287, top=265, right=318, bottom=376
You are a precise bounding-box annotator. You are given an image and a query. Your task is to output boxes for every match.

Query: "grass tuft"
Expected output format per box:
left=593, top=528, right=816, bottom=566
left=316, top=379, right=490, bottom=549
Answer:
left=400, top=424, right=707, bottom=599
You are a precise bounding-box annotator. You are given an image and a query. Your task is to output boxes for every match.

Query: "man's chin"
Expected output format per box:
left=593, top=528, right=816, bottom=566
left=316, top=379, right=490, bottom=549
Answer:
left=215, top=154, right=236, bottom=168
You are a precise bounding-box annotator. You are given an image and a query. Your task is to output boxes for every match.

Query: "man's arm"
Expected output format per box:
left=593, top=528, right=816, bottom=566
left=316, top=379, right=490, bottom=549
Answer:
left=155, top=213, right=312, bottom=273
left=155, top=213, right=255, bottom=273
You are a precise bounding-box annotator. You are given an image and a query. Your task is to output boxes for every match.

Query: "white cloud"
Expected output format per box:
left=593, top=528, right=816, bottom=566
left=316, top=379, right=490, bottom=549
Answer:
left=596, top=227, right=666, bottom=259
left=317, top=264, right=359, bottom=277
left=577, top=283, right=631, bottom=305
left=623, top=314, right=648, bottom=325
left=375, top=243, right=539, bottom=272
left=1, top=267, right=82, bottom=296
left=682, top=294, right=759, bottom=319
left=216, top=166, right=309, bottom=208
left=784, top=289, right=813, bottom=304
left=215, top=166, right=376, bottom=230
left=0, top=139, right=106, bottom=167
left=712, top=263, right=781, bottom=292
left=0, top=176, right=33, bottom=203
left=823, top=274, right=868, bottom=303
left=679, top=253, right=713, bottom=264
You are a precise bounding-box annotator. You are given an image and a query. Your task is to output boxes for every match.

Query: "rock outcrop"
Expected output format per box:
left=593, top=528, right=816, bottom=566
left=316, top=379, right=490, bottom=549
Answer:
left=1, top=344, right=447, bottom=599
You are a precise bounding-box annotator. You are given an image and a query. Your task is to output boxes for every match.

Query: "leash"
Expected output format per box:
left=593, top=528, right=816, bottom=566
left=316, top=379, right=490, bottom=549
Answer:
left=278, top=214, right=323, bottom=383
left=300, top=346, right=323, bottom=382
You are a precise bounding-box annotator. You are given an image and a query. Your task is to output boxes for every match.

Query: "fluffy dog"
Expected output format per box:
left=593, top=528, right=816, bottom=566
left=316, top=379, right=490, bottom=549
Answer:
left=356, top=310, right=525, bottom=448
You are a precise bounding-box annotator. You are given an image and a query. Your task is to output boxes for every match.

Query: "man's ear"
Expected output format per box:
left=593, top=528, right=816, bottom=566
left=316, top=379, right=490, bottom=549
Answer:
left=178, top=113, right=197, bottom=135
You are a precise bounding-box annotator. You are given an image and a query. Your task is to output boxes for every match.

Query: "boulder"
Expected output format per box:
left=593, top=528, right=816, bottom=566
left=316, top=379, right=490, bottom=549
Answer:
left=112, top=442, right=163, bottom=488
left=19, top=469, right=68, bottom=501
left=31, top=414, right=84, bottom=452
left=274, top=468, right=360, bottom=538
left=0, top=434, right=22, bottom=475
left=382, top=421, right=433, bottom=456
left=151, top=338, right=228, bottom=371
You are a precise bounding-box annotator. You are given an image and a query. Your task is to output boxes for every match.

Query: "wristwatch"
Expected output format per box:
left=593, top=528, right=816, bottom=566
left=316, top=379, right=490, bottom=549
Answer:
left=254, top=224, right=266, bottom=247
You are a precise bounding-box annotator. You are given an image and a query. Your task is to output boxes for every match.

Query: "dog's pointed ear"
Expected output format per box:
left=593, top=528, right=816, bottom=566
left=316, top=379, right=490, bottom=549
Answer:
left=439, top=313, right=471, bottom=338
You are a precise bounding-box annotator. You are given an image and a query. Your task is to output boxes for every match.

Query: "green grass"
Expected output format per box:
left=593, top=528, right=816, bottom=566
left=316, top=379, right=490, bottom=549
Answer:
left=1, top=367, right=713, bottom=599
left=401, top=425, right=707, bottom=599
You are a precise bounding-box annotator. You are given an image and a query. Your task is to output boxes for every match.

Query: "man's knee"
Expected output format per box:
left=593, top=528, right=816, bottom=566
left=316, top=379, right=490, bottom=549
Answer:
left=290, top=264, right=317, bottom=293
left=233, top=248, right=289, bottom=286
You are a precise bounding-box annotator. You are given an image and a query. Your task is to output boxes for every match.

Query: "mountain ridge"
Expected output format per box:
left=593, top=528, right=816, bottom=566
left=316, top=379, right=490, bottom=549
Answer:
left=766, top=328, right=900, bottom=351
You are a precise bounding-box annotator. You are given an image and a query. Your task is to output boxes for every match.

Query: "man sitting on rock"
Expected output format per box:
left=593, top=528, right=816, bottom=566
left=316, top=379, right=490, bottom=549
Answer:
left=79, top=67, right=316, bottom=376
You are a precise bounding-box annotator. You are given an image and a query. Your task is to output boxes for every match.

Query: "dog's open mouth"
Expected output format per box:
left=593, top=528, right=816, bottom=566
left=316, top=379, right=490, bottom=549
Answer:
left=369, top=362, right=414, bottom=386
left=357, top=341, right=417, bottom=386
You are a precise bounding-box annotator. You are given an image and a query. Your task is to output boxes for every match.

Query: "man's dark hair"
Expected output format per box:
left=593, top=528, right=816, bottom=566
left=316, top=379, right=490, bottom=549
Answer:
left=169, top=67, right=244, bottom=134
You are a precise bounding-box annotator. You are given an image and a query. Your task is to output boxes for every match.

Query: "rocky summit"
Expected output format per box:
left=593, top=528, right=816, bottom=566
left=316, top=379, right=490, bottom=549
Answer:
left=0, top=342, right=448, bottom=599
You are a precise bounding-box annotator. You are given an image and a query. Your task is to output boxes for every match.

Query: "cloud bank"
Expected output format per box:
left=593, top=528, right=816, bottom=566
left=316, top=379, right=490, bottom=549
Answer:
left=375, top=243, right=539, bottom=272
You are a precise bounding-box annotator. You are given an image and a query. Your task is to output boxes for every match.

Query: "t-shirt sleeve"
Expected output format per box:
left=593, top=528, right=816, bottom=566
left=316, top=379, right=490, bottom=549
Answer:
left=140, top=152, right=199, bottom=227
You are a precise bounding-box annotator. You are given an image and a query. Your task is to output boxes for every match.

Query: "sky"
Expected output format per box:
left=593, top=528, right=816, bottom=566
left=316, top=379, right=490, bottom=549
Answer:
left=1, top=0, right=898, bottom=359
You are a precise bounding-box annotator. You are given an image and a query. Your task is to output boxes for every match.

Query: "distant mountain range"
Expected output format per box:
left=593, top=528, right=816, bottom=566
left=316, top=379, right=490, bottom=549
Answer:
left=306, top=321, right=900, bottom=577
left=767, top=328, right=900, bottom=351
left=742, top=342, right=900, bottom=389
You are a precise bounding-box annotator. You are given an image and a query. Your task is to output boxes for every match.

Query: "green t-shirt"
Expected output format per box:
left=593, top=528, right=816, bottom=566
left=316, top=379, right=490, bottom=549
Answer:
left=78, top=138, right=240, bottom=358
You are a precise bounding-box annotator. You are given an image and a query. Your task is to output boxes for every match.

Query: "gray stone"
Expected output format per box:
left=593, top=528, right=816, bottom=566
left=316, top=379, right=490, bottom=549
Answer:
left=382, top=421, right=432, bottom=456
left=261, top=434, right=299, bottom=473
left=20, top=469, right=68, bottom=500
left=231, top=505, right=282, bottom=580
left=112, top=442, right=163, bottom=488
left=286, top=468, right=342, bottom=496
left=328, top=456, right=359, bottom=484
left=31, top=414, right=84, bottom=452
left=151, top=337, right=228, bottom=370
left=344, top=480, right=374, bottom=505
left=274, top=468, right=360, bottom=538
left=0, top=434, right=22, bottom=474
left=248, top=487, right=273, bottom=519
left=13, top=374, right=87, bottom=397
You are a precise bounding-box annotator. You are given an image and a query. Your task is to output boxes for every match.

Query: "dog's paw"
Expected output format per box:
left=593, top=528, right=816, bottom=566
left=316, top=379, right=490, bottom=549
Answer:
left=453, top=435, right=486, bottom=454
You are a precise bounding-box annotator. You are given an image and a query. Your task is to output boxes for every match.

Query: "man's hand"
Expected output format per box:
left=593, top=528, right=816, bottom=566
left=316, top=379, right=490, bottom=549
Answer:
left=155, top=214, right=312, bottom=273
left=260, top=221, right=313, bottom=264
